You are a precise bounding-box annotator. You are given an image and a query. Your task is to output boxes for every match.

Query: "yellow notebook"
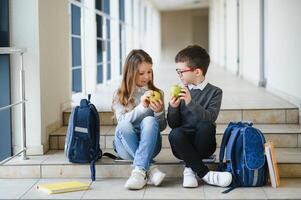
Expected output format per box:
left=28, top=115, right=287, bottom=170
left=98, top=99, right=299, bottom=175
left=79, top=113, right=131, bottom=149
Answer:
left=37, top=181, right=90, bottom=194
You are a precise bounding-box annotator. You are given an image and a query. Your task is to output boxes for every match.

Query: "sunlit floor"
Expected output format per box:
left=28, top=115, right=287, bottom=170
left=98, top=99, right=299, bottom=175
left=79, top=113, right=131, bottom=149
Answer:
left=77, top=61, right=297, bottom=111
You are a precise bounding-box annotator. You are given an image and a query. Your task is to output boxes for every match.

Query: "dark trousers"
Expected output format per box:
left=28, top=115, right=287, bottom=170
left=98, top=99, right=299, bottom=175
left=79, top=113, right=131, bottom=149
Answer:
left=168, top=121, right=217, bottom=178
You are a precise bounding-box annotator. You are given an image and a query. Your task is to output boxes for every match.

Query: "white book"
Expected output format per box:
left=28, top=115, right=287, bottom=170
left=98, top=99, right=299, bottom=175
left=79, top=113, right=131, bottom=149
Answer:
left=265, top=142, right=280, bottom=188
left=265, top=143, right=276, bottom=188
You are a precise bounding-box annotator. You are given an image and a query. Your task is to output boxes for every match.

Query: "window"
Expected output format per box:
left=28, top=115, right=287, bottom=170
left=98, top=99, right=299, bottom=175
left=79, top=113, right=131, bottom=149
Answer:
left=96, top=0, right=110, bottom=15
left=71, top=2, right=82, bottom=93
left=96, top=15, right=103, bottom=83
left=119, top=0, right=125, bottom=74
left=96, top=0, right=111, bottom=83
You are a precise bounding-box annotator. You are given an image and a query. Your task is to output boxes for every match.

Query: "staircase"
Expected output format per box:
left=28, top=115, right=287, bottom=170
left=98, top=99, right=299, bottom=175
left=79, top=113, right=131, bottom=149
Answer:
left=1, top=107, right=300, bottom=179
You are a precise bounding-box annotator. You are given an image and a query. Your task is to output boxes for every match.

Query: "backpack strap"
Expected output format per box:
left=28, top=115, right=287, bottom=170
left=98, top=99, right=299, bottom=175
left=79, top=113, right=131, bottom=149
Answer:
left=89, top=103, right=102, bottom=159
left=88, top=93, right=91, bottom=102
left=89, top=152, right=118, bottom=181
left=219, top=122, right=252, bottom=167
left=218, top=122, right=238, bottom=170
left=225, top=127, right=241, bottom=161
left=90, top=160, right=96, bottom=181
left=86, top=108, right=96, bottom=181
left=222, top=127, right=242, bottom=193
left=89, top=98, right=101, bottom=181
left=65, top=106, right=78, bottom=159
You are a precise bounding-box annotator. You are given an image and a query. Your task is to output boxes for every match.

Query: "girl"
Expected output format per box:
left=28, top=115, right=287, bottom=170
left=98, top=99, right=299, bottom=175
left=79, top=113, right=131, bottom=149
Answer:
left=112, top=49, right=167, bottom=190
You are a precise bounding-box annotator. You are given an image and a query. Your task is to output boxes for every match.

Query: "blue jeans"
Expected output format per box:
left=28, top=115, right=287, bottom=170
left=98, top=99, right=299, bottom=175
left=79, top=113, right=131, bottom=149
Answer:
left=113, top=116, right=162, bottom=170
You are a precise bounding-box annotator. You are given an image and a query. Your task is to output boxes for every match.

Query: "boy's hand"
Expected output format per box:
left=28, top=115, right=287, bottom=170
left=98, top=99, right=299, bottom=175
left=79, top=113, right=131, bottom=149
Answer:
left=179, top=87, right=191, bottom=105
left=149, top=99, right=164, bottom=113
left=140, top=90, right=153, bottom=108
left=169, top=96, right=181, bottom=108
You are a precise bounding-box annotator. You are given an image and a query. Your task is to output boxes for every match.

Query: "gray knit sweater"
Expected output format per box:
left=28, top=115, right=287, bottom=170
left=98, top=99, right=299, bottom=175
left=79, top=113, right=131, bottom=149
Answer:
left=113, top=86, right=167, bottom=131
left=167, top=83, right=223, bottom=129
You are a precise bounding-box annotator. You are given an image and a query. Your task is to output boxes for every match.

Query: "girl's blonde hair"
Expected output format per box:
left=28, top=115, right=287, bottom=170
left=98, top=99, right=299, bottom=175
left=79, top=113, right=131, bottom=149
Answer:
left=112, top=49, right=160, bottom=111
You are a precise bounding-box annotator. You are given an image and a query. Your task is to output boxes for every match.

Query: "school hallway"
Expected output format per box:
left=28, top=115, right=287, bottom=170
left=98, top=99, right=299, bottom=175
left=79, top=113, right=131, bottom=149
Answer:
left=1, top=65, right=301, bottom=199
left=1, top=0, right=301, bottom=199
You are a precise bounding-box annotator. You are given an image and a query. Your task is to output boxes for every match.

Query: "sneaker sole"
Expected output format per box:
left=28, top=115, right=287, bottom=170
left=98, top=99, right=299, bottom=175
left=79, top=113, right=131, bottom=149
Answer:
left=183, top=183, right=198, bottom=188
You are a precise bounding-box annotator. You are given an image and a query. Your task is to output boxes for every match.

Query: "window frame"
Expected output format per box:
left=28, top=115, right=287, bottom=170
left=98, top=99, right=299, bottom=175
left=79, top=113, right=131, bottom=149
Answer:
left=95, top=0, right=112, bottom=84
left=69, top=0, right=85, bottom=94
left=119, top=0, right=126, bottom=75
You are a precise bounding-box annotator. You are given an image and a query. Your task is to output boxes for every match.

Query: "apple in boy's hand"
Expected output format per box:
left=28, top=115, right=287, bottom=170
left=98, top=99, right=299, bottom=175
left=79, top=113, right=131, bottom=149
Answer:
left=170, top=85, right=181, bottom=98
left=149, top=91, right=161, bottom=102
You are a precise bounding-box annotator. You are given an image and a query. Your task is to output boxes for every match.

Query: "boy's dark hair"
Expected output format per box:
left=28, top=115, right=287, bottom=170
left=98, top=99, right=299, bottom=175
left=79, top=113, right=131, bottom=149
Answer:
left=175, top=45, right=210, bottom=76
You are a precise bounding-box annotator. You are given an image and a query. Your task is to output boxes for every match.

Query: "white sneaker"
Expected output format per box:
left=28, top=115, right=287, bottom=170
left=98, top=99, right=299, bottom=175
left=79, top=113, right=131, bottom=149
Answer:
left=183, top=167, right=198, bottom=188
left=148, top=166, right=166, bottom=186
left=202, top=171, right=232, bottom=187
left=124, top=167, right=147, bottom=190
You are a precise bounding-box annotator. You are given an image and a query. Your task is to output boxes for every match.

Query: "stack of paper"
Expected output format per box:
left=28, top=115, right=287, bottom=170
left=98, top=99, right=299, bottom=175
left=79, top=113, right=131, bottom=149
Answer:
left=265, top=141, right=280, bottom=188
left=37, top=181, right=90, bottom=194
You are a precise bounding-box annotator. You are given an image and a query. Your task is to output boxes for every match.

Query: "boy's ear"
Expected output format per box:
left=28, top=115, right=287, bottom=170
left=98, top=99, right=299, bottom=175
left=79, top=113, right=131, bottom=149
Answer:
left=195, top=68, right=204, bottom=76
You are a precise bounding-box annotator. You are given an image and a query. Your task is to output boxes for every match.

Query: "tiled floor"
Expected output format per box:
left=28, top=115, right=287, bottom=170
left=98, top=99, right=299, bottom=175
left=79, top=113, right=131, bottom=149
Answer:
left=1, top=178, right=301, bottom=199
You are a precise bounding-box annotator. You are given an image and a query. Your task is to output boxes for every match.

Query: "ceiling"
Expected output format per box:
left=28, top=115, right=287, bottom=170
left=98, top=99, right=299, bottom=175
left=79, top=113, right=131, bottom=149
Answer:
left=150, top=0, right=209, bottom=11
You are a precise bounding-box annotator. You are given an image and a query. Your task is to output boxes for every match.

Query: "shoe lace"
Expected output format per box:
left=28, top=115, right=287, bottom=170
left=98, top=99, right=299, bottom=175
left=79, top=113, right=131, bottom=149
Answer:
left=132, top=169, right=146, bottom=180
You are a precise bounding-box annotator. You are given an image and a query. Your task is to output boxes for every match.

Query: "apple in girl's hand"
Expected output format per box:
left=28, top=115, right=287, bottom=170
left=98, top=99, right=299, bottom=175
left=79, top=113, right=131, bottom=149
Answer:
left=170, top=85, right=181, bottom=98
left=149, top=91, right=161, bottom=102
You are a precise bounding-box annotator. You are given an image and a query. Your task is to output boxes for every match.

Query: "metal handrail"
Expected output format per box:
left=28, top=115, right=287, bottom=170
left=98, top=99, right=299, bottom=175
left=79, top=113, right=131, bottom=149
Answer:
left=0, top=47, right=28, bottom=163
left=0, top=100, right=27, bottom=112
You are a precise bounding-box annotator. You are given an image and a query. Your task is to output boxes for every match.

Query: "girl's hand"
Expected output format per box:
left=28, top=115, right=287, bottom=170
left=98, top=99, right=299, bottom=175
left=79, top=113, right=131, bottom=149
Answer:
left=169, top=96, right=181, bottom=108
left=179, top=87, right=191, bottom=105
left=140, top=90, right=153, bottom=108
left=149, top=99, right=164, bottom=113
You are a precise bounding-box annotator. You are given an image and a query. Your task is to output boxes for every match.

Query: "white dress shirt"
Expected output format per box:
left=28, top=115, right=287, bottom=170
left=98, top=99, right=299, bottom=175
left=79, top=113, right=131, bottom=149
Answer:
left=188, top=78, right=208, bottom=91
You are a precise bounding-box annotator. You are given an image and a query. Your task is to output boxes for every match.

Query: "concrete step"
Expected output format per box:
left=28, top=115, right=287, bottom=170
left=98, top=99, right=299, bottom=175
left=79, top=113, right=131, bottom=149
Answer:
left=1, top=148, right=301, bottom=179
left=62, top=108, right=299, bottom=126
left=49, top=124, right=301, bottom=150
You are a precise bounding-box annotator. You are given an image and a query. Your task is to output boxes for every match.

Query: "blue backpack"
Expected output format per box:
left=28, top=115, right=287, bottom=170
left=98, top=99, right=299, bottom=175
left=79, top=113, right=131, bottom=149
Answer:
left=65, top=94, right=116, bottom=181
left=218, top=122, right=267, bottom=193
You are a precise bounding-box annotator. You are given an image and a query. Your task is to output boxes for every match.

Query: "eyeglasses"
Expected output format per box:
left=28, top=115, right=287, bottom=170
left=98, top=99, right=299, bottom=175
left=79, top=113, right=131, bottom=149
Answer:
left=176, top=68, right=195, bottom=76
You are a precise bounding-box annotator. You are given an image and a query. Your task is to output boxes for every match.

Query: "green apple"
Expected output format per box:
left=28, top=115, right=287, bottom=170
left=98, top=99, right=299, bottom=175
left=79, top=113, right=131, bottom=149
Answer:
left=149, top=91, right=161, bottom=102
left=170, top=85, right=181, bottom=98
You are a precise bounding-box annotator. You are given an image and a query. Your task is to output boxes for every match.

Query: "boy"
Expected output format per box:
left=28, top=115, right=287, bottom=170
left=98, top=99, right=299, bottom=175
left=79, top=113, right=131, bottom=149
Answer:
left=167, top=45, right=232, bottom=188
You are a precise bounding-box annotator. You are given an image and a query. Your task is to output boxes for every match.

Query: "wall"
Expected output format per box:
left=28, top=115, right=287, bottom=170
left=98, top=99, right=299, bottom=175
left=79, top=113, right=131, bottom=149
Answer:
left=209, top=0, right=226, bottom=67
left=192, top=15, right=209, bottom=50
left=239, top=0, right=261, bottom=84
left=161, top=8, right=209, bottom=62
left=10, top=0, right=43, bottom=154
left=10, top=0, right=71, bottom=155
left=264, top=0, right=301, bottom=108
left=225, top=0, right=238, bottom=74
left=209, top=0, right=301, bottom=113
left=38, top=0, right=71, bottom=150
